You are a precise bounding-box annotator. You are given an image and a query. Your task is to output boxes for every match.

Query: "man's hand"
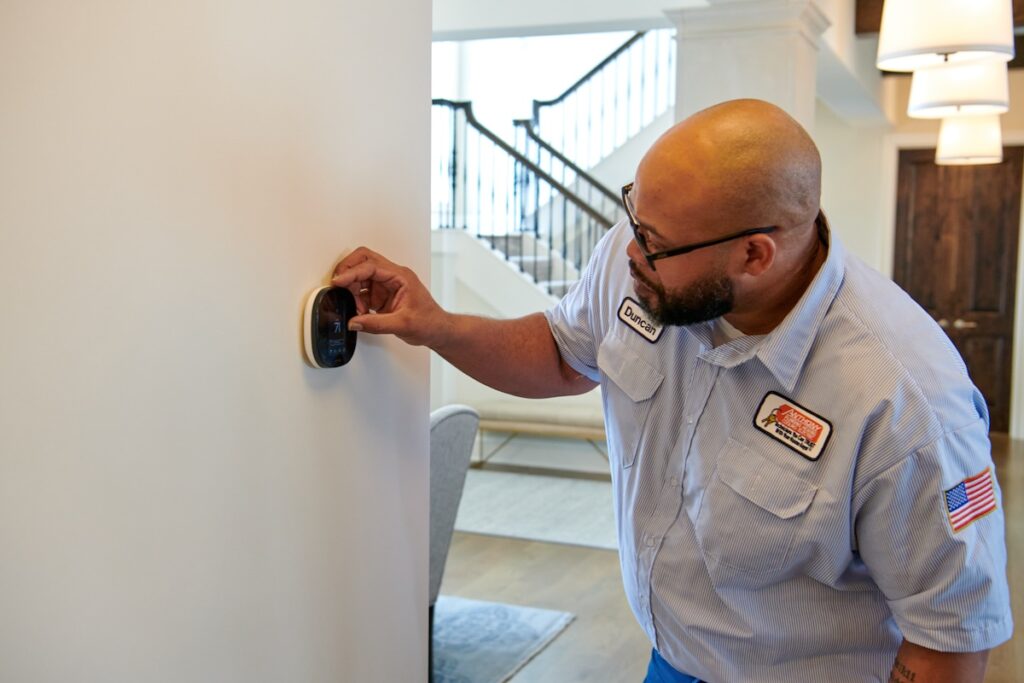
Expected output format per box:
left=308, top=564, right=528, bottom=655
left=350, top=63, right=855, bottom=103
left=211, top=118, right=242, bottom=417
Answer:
left=329, top=246, right=595, bottom=399
left=888, top=640, right=989, bottom=683
left=331, top=247, right=449, bottom=348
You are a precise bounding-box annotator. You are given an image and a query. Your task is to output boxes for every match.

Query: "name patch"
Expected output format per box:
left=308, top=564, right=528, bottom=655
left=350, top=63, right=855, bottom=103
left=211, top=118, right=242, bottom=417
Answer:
left=617, top=297, right=663, bottom=343
left=754, top=392, right=832, bottom=460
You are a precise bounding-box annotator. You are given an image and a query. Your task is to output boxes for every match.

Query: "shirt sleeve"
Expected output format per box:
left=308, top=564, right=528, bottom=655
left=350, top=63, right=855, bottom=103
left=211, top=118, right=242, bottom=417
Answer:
left=543, top=225, right=619, bottom=383
left=853, top=417, right=1013, bottom=652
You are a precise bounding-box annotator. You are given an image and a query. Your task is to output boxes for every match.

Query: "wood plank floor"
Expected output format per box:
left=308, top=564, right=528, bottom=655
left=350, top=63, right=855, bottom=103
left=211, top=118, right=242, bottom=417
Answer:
left=441, top=435, right=1023, bottom=682
left=987, top=434, right=1023, bottom=682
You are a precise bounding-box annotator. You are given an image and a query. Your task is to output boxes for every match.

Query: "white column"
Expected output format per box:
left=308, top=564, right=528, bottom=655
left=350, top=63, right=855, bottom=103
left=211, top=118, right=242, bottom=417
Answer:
left=666, top=0, right=830, bottom=131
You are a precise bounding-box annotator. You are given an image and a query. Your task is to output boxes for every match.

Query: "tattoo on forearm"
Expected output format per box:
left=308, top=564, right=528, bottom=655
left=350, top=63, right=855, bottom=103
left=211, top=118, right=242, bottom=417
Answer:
left=888, top=657, right=917, bottom=682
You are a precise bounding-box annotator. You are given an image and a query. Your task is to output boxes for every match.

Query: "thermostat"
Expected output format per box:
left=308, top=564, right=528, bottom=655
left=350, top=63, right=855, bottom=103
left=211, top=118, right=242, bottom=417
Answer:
left=303, top=286, right=358, bottom=368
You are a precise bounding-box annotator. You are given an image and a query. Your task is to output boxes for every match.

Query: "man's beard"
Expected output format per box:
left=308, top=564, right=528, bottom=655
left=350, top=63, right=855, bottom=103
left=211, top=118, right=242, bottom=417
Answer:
left=629, top=261, right=734, bottom=327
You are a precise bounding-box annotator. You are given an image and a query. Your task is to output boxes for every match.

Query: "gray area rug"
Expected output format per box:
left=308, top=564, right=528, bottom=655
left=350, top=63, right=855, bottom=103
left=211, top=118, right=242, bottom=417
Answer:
left=433, top=595, right=574, bottom=683
left=455, top=469, right=618, bottom=550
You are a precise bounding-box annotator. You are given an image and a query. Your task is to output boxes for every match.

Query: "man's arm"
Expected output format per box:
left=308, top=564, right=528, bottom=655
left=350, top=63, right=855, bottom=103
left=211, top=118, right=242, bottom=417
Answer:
left=331, top=247, right=597, bottom=398
left=888, top=640, right=988, bottom=683
left=430, top=312, right=596, bottom=398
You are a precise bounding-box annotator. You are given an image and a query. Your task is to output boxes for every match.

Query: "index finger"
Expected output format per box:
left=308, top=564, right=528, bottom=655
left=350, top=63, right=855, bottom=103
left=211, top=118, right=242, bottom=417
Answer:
left=330, top=260, right=405, bottom=291
left=332, top=247, right=384, bottom=278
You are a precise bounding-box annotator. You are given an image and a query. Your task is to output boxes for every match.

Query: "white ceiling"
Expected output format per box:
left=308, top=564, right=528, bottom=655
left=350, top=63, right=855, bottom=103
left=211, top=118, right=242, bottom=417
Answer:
left=433, top=0, right=708, bottom=41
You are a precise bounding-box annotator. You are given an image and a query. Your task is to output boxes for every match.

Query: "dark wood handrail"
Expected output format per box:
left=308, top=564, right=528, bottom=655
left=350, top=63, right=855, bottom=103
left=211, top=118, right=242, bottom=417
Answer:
left=432, top=99, right=613, bottom=229
left=512, top=119, right=620, bottom=205
left=530, top=32, right=646, bottom=123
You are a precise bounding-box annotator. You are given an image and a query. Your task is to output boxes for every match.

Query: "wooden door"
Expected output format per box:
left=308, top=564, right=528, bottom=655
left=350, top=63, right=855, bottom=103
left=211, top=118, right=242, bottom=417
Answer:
left=894, top=148, right=1022, bottom=432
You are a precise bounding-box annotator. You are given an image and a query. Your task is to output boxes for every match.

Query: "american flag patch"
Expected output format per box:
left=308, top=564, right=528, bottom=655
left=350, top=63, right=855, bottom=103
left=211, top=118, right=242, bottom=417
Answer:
left=944, top=468, right=997, bottom=532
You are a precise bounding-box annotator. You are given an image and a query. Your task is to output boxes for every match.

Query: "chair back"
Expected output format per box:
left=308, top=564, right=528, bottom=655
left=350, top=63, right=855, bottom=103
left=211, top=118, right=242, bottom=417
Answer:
left=429, top=404, right=479, bottom=605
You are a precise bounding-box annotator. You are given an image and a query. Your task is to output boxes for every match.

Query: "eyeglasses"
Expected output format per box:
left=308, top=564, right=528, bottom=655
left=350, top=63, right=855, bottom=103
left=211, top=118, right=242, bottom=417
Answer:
left=621, top=182, right=777, bottom=270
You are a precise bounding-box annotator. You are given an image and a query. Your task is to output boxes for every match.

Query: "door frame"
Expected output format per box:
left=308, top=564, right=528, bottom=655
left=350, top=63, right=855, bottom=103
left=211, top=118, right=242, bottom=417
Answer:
left=882, top=132, right=1024, bottom=438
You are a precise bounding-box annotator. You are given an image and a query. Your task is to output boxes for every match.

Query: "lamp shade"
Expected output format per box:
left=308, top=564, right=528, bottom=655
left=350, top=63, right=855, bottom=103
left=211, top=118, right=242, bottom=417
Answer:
left=936, top=115, right=1003, bottom=165
left=908, top=58, right=1010, bottom=119
left=877, top=0, right=1014, bottom=72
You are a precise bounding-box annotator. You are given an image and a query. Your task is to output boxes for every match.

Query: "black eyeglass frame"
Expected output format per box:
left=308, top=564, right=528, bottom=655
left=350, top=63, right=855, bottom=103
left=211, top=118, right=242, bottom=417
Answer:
left=621, top=182, right=778, bottom=270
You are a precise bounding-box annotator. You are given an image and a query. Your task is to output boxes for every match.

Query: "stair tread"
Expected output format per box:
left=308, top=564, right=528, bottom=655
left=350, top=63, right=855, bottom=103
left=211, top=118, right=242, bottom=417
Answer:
left=508, top=254, right=555, bottom=262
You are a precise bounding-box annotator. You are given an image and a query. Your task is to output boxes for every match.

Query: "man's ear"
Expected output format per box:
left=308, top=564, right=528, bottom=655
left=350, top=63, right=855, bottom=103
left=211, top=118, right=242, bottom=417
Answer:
left=738, top=234, right=776, bottom=277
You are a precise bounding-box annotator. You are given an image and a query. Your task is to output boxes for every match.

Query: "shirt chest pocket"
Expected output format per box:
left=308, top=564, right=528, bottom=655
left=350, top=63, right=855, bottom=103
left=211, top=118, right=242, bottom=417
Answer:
left=597, top=333, right=663, bottom=468
left=695, top=438, right=817, bottom=588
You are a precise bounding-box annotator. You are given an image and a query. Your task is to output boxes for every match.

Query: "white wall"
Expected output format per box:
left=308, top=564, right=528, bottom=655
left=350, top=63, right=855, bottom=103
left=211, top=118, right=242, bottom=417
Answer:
left=0, top=2, right=430, bottom=682
left=813, top=0, right=884, bottom=124
left=589, top=110, right=675, bottom=190
left=430, top=231, right=603, bottom=413
left=814, top=101, right=889, bottom=269
left=431, top=32, right=635, bottom=138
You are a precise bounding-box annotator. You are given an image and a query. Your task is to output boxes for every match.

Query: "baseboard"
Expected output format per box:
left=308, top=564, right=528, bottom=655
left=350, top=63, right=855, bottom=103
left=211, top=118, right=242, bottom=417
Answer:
left=469, top=460, right=612, bottom=482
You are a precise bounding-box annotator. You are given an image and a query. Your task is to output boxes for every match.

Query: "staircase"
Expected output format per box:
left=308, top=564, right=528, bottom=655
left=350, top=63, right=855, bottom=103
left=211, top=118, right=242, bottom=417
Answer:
left=523, top=30, right=676, bottom=175
left=478, top=233, right=580, bottom=298
left=430, top=29, right=676, bottom=301
left=432, top=99, right=612, bottom=299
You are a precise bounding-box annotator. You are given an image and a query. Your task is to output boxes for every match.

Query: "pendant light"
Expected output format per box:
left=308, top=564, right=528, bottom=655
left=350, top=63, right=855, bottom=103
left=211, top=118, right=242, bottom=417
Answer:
left=877, top=0, right=1015, bottom=72
left=935, top=115, right=1004, bottom=165
left=908, top=57, right=1010, bottom=119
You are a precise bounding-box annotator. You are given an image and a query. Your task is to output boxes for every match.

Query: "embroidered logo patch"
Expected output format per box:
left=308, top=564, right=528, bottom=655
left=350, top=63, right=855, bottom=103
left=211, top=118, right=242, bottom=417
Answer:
left=754, top=392, right=832, bottom=460
left=617, top=297, right=663, bottom=343
left=945, top=468, right=997, bottom=532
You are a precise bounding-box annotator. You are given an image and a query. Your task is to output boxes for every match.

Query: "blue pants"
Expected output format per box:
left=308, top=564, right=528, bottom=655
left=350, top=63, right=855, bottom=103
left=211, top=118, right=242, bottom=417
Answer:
left=644, top=649, right=703, bottom=683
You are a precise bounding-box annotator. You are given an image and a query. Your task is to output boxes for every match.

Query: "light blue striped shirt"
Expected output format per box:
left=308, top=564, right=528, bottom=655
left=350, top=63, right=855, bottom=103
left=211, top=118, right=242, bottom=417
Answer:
left=546, top=221, right=1012, bottom=682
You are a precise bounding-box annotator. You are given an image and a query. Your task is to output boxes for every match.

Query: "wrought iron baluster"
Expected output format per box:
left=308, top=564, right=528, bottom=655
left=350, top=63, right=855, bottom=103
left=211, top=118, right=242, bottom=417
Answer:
left=432, top=99, right=613, bottom=298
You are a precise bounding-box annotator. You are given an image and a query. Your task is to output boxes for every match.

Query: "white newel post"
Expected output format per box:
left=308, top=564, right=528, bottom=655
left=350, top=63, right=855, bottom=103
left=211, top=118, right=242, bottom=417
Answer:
left=666, top=0, right=830, bottom=132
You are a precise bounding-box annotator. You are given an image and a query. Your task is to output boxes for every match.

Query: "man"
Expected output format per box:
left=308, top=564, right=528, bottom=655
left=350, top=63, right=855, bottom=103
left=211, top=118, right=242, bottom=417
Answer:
left=332, top=100, right=1012, bottom=682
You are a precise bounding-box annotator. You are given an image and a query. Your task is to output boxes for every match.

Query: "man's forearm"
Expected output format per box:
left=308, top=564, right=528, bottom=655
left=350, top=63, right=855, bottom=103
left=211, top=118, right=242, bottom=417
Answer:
left=431, top=312, right=596, bottom=399
left=888, top=639, right=988, bottom=683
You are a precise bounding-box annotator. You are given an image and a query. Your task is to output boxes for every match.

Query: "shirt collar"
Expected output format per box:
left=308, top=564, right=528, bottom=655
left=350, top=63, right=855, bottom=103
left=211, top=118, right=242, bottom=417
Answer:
left=755, top=233, right=846, bottom=392
left=687, top=231, right=846, bottom=392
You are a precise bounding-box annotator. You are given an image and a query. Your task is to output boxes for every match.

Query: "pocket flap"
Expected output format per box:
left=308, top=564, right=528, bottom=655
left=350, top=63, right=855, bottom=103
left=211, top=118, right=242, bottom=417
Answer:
left=716, top=441, right=816, bottom=519
left=597, top=335, right=663, bottom=402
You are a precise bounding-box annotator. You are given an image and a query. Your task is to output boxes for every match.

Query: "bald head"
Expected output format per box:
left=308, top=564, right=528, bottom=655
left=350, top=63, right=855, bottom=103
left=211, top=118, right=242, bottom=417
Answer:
left=636, top=99, right=822, bottom=238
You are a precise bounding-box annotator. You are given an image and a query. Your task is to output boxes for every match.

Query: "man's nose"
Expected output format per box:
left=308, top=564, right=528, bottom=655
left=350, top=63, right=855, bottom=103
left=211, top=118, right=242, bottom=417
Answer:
left=626, top=238, right=641, bottom=262
left=626, top=239, right=648, bottom=272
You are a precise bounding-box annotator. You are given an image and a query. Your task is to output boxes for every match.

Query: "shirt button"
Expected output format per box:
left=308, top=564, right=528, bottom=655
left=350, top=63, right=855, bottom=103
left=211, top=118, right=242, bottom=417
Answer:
left=646, top=536, right=656, bottom=547
left=670, top=477, right=679, bottom=487
left=686, top=416, right=695, bottom=425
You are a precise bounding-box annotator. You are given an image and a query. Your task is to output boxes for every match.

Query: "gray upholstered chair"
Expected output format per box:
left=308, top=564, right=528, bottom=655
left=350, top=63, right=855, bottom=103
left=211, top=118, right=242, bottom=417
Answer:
left=429, top=404, right=479, bottom=681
